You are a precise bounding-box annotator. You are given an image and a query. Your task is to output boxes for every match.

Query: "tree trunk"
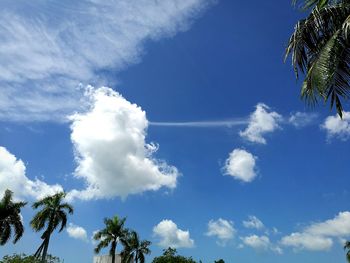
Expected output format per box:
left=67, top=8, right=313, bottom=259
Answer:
left=34, top=240, right=45, bottom=258
left=111, top=240, right=116, bottom=263
left=41, top=234, right=51, bottom=262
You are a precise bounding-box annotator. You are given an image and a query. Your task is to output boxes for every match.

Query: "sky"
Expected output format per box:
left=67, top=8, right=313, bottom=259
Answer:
left=1, top=0, right=350, bottom=262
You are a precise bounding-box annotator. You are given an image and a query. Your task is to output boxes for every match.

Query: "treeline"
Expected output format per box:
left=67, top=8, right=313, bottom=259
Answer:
left=0, top=189, right=225, bottom=263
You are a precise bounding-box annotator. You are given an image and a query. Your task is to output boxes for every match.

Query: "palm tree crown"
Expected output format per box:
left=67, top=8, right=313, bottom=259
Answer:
left=286, top=0, right=350, bottom=117
left=121, top=230, right=151, bottom=263
left=0, top=189, right=26, bottom=245
left=345, top=241, right=350, bottom=262
left=30, top=192, right=73, bottom=262
left=94, top=215, right=128, bottom=263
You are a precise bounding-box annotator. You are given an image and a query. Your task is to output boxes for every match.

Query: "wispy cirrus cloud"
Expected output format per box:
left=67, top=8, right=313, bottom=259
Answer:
left=0, top=0, right=215, bottom=122
left=150, top=119, right=248, bottom=128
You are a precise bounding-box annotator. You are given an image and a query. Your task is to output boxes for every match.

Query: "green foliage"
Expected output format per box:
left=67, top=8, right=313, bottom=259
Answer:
left=31, top=192, right=73, bottom=261
left=0, top=254, right=61, bottom=263
left=286, top=0, right=350, bottom=117
left=0, top=189, right=27, bottom=245
left=152, top=248, right=197, bottom=263
left=121, top=230, right=151, bottom=263
left=214, top=260, right=225, bottom=263
left=94, top=215, right=128, bottom=263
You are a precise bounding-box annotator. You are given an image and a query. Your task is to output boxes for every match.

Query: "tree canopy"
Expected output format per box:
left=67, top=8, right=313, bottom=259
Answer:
left=152, top=248, right=197, bottom=263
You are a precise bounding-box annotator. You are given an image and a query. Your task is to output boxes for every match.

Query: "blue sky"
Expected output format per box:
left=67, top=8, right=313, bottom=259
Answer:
left=1, top=0, right=350, bottom=262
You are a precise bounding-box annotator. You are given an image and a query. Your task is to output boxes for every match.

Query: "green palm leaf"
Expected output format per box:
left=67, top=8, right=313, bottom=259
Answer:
left=31, top=192, right=73, bottom=261
left=0, top=189, right=26, bottom=245
left=286, top=1, right=350, bottom=117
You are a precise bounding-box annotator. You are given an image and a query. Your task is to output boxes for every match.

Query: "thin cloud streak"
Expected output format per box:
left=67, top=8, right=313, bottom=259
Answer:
left=150, top=119, right=248, bottom=128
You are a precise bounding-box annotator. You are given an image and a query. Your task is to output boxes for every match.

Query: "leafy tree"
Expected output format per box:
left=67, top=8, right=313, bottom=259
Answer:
left=0, top=254, right=61, bottom=263
left=285, top=0, right=350, bottom=117
left=152, top=247, right=197, bottom=263
left=121, top=230, right=151, bottom=263
left=94, top=215, right=128, bottom=263
left=214, top=260, right=225, bottom=263
left=0, top=189, right=26, bottom=245
left=31, top=192, right=73, bottom=262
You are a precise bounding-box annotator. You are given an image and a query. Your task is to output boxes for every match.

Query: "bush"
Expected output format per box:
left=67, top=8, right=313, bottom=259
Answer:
left=0, top=254, right=61, bottom=263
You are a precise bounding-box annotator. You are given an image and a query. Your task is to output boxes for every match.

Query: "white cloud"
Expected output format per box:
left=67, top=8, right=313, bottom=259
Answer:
left=239, top=103, right=282, bottom=144
left=153, top=220, right=194, bottom=248
left=206, top=218, right=235, bottom=245
left=67, top=87, right=179, bottom=200
left=66, top=223, right=88, bottom=242
left=0, top=146, right=63, bottom=200
left=288, top=112, right=318, bottom=128
left=0, top=0, right=214, bottom=122
left=281, top=232, right=333, bottom=251
left=305, top=211, right=350, bottom=237
left=241, top=235, right=282, bottom=254
left=242, top=235, right=270, bottom=250
left=243, top=216, right=264, bottom=230
left=281, top=211, right=350, bottom=251
left=321, top=112, right=350, bottom=140
left=223, top=149, right=257, bottom=183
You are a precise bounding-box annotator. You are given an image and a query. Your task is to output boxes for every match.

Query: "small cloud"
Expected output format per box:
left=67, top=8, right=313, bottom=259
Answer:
left=66, top=223, right=88, bottom=242
left=239, top=103, right=282, bottom=144
left=223, top=149, right=257, bottom=183
left=206, top=218, right=236, bottom=246
left=243, top=216, right=264, bottom=230
left=242, top=235, right=270, bottom=250
left=241, top=235, right=282, bottom=254
left=321, top=112, right=350, bottom=141
left=271, top=227, right=280, bottom=235
left=288, top=112, right=318, bottom=128
left=153, top=219, right=194, bottom=248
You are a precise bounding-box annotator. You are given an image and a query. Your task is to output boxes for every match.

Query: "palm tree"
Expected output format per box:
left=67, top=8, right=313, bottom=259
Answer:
left=94, top=216, right=128, bottom=263
left=0, top=189, right=26, bottom=245
left=121, top=230, right=151, bottom=263
left=286, top=0, right=350, bottom=118
left=31, top=192, right=73, bottom=262
left=345, top=241, right=350, bottom=262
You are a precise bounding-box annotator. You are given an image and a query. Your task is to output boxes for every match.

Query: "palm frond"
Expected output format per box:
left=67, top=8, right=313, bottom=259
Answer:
left=94, top=238, right=110, bottom=254
left=0, top=221, right=11, bottom=245
left=286, top=2, right=350, bottom=117
left=303, top=30, right=350, bottom=116
left=12, top=215, right=24, bottom=243
left=57, top=211, right=68, bottom=232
